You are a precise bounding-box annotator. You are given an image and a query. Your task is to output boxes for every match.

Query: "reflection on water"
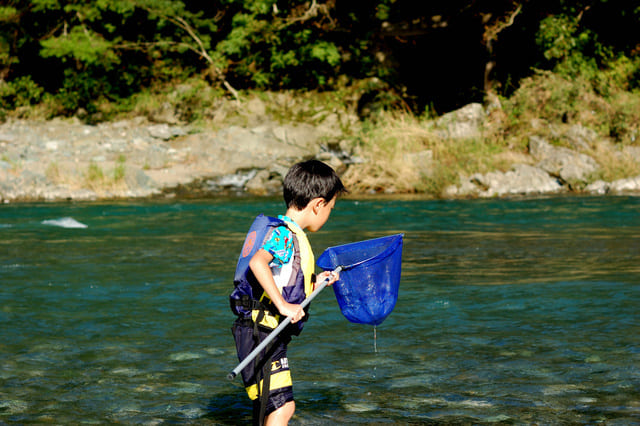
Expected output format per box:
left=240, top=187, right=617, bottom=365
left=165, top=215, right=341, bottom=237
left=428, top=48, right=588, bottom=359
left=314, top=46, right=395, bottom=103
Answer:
left=1, top=196, right=639, bottom=424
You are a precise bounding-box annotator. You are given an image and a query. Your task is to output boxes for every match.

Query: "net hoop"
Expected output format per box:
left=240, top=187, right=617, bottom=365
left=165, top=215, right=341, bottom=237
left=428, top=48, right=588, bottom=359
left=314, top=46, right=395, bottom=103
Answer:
left=317, top=234, right=403, bottom=325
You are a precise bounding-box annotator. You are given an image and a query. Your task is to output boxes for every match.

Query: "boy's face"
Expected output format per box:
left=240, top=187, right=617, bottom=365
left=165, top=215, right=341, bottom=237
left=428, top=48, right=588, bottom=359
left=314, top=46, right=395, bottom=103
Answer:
left=308, top=196, right=336, bottom=232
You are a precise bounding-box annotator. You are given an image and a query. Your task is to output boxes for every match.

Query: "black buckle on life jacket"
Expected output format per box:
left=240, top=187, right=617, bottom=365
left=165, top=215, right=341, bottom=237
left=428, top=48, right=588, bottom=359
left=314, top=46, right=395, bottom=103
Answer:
left=231, top=295, right=263, bottom=319
left=232, top=295, right=278, bottom=338
left=233, top=294, right=262, bottom=310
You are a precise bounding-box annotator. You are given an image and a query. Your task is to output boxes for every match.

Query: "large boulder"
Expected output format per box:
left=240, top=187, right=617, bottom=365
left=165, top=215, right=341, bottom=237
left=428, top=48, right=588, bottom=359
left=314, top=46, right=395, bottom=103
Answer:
left=471, top=164, right=564, bottom=197
left=434, top=103, right=486, bottom=140
left=445, top=164, right=565, bottom=198
left=528, top=135, right=599, bottom=183
left=586, top=176, right=640, bottom=194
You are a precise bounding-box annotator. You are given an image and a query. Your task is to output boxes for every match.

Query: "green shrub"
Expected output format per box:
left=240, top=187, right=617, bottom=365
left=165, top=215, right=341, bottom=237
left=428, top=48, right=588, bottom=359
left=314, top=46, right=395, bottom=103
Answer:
left=0, top=76, right=44, bottom=109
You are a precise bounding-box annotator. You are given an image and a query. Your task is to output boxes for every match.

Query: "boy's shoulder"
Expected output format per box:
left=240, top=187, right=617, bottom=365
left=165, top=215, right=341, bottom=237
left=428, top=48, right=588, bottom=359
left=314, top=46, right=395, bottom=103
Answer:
left=245, top=214, right=285, bottom=230
left=237, top=215, right=284, bottom=258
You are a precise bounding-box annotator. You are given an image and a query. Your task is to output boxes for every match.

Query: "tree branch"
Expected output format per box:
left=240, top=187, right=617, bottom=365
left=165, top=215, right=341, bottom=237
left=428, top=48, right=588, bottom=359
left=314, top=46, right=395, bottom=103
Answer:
left=482, top=3, right=522, bottom=104
left=279, top=0, right=334, bottom=29
left=138, top=4, right=240, bottom=104
left=483, top=3, right=522, bottom=47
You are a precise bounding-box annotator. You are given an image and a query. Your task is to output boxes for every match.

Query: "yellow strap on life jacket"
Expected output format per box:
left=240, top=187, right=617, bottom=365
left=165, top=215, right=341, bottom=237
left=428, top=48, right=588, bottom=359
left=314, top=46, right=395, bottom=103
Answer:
left=256, top=220, right=314, bottom=322
left=286, top=220, right=315, bottom=298
left=251, top=309, right=280, bottom=329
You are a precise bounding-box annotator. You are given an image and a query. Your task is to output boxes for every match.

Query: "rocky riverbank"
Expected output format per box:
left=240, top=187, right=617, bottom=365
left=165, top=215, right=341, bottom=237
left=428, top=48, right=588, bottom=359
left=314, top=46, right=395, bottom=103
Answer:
left=1, top=102, right=639, bottom=203
left=0, top=113, right=352, bottom=202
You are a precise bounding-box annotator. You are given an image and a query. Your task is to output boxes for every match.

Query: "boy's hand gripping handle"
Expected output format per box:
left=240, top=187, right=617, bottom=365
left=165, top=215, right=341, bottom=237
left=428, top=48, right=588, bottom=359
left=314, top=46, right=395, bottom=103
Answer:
left=227, top=266, right=342, bottom=381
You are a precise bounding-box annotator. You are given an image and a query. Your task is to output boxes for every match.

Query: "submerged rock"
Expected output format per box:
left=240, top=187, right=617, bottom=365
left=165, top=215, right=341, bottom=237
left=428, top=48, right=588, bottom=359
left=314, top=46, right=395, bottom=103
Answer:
left=0, top=399, right=29, bottom=415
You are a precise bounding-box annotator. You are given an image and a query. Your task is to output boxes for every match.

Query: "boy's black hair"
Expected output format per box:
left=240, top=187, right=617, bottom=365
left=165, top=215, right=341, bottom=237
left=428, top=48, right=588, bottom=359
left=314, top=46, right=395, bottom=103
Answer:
left=283, top=160, right=346, bottom=210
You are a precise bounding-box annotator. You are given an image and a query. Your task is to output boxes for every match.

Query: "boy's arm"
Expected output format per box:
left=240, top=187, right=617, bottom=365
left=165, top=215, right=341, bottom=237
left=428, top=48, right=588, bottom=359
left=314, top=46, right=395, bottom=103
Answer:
left=249, top=248, right=306, bottom=323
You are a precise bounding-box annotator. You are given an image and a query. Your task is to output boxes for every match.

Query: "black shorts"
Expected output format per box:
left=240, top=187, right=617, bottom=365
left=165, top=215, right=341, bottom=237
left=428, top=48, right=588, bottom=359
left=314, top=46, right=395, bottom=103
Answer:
left=231, top=321, right=294, bottom=416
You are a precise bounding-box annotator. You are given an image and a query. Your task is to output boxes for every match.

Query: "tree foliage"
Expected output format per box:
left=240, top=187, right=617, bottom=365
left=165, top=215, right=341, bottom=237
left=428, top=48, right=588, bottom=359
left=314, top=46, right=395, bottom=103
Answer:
left=0, top=0, right=638, bottom=117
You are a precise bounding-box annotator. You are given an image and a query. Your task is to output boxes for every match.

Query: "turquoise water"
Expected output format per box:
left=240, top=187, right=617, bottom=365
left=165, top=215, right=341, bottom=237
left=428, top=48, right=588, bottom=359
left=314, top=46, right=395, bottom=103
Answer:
left=1, top=196, right=639, bottom=424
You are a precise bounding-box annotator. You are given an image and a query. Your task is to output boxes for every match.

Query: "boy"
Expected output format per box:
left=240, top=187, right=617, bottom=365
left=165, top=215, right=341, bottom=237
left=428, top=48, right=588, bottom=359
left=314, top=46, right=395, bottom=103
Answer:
left=230, top=160, right=346, bottom=425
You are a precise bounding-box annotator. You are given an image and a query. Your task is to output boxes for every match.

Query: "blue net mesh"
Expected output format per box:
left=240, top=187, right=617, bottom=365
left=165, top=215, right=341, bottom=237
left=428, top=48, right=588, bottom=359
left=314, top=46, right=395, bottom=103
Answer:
left=317, top=234, right=403, bottom=326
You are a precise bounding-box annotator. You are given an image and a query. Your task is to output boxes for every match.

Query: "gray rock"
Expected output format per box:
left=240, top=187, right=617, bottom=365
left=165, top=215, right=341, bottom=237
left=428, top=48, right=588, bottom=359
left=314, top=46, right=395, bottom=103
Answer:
left=528, top=135, right=554, bottom=159
left=565, top=124, right=599, bottom=150
left=245, top=97, right=267, bottom=118
left=529, top=135, right=598, bottom=183
left=44, top=140, right=62, bottom=151
left=609, top=175, right=640, bottom=192
left=212, top=125, right=312, bottom=173
left=125, top=166, right=156, bottom=191
left=469, top=164, right=564, bottom=197
left=148, top=124, right=187, bottom=140
left=586, top=175, right=640, bottom=194
left=245, top=169, right=281, bottom=196
left=0, top=132, right=17, bottom=142
left=150, top=102, right=180, bottom=125
left=585, top=180, right=609, bottom=194
left=143, top=145, right=169, bottom=169
left=205, top=169, right=258, bottom=193
left=272, top=123, right=325, bottom=149
left=269, top=163, right=291, bottom=180
left=434, top=103, right=486, bottom=140
left=443, top=173, right=479, bottom=198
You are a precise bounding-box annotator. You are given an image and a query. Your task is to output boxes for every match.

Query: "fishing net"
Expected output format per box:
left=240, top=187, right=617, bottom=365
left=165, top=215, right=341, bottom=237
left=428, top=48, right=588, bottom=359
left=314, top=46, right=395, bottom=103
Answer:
left=317, top=234, right=403, bottom=326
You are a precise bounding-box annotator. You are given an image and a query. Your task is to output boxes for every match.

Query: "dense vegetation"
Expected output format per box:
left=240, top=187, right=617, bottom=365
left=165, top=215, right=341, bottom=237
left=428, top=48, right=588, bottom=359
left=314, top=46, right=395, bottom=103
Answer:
left=1, top=1, right=639, bottom=195
left=1, top=1, right=638, bottom=117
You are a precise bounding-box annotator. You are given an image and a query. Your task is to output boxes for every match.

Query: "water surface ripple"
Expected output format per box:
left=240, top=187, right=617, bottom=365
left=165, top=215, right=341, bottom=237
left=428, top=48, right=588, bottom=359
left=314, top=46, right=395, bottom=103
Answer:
left=1, top=196, right=639, bottom=424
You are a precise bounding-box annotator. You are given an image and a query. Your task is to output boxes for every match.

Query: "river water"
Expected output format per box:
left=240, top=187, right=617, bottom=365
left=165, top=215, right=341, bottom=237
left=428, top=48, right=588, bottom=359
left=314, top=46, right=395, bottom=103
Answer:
left=1, top=196, right=639, bottom=424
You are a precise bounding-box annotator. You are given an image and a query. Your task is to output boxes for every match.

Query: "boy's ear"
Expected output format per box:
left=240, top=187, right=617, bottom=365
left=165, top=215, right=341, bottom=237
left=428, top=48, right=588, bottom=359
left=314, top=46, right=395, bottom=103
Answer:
left=310, top=197, right=326, bottom=213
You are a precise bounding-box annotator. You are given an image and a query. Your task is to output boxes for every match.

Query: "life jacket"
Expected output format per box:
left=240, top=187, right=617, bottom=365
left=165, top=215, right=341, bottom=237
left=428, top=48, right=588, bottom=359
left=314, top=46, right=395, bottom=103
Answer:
left=230, top=214, right=315, bottom=333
